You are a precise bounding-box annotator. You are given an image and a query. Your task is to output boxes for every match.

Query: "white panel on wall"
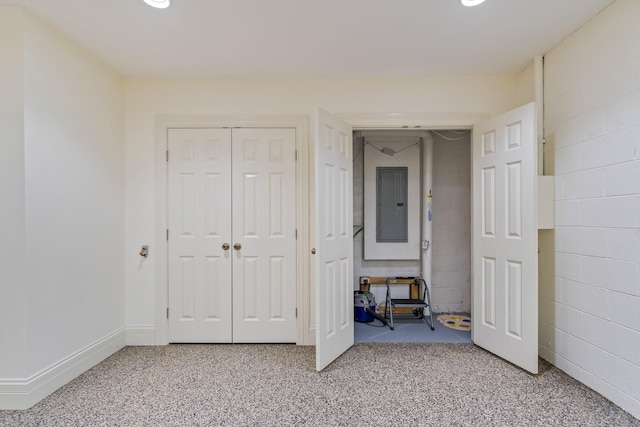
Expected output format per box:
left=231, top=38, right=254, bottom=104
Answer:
left=363, top=137, right=421, bottom=260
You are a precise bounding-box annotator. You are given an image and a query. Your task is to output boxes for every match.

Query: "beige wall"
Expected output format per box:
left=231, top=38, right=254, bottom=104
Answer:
left=123, top=75, right=521, bottom=339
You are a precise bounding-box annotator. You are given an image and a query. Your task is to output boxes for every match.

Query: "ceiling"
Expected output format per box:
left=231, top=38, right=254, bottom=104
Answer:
left=0, top=0, right=616, bottom=78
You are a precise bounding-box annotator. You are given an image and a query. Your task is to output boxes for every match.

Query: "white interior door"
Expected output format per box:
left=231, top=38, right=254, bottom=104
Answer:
left=472, top=102, right=538, bottom=374
left=168, top=128, right=297, bottom=344
left=168, top=128, right=233, bottom=343
left=314, top=108, right=354, bottom=371
left=231, top=128, right=298, bottom=343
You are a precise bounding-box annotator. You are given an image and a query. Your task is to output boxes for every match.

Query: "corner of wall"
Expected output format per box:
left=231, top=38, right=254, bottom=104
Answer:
left=0, top=329, right=125, bottom=410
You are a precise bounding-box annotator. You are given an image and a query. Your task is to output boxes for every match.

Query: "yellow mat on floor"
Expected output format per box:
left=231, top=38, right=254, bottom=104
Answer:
left=437, top=314, right=471, bottom=331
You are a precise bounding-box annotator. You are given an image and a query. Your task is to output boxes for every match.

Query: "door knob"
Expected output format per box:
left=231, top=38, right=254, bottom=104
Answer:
left=222, top=243, right=230, bottom=250
left=233, top=243, right=242, bottom=250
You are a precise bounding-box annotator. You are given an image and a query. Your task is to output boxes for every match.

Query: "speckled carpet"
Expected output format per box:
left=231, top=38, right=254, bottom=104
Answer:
left=1, top=343, right=638, bottom=426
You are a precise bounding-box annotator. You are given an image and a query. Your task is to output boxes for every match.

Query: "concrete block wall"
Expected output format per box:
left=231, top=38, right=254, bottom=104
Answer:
left=542, top=0, right=640, bottom=418
left=431, top=132, right=471, bottom=313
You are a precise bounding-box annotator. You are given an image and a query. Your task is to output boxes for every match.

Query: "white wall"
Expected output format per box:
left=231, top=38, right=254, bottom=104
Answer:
left=0, top=8, right=125, bottom=409
left=123, top=75, right=520, bottom=341
left=0, top=7, right=28, bottom=380
left=542, top=0, right=640, bottom=418
left=22, top=11, right=125, bottom=374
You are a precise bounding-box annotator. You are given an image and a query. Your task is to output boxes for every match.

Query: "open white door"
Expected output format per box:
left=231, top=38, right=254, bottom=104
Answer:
left=313, top=108, right=354, bottom=371
left=472, top=102, right=538, bottom=374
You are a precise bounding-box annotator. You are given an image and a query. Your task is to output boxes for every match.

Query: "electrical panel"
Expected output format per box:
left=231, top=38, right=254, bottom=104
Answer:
left=376, top=167, right=408, bottom=243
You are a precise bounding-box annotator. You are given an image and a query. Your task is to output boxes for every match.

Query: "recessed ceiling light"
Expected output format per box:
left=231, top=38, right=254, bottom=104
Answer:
left=461, top=0, right=486, bottom=6
left=144, top=0, right=170, bottom=9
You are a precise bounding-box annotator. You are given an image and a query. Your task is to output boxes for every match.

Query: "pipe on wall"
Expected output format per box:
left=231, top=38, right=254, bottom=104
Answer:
left=421, top=131, right=434, bottom=293
left=534, top=55, right=544, bottom=175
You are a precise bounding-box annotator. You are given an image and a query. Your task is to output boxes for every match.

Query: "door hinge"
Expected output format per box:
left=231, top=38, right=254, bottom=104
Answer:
left=166, top=307, right=169, bottom=319
left=295, top=229, right=297, bottom=239
left=295, top=150, right=297, bottom=161
left=166, top=229, right=169, bottom=241
left=166, top=150, right=169, bottom=162
left=295, top=308, right=298, bottom=318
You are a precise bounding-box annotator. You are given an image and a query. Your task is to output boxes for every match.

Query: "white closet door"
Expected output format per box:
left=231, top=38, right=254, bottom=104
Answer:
left=168, top=128, right=233, bottom=343
left=231, top=128, right=298, bottom=343
left=472, top=102, right=538, bottom=374
left=314, top=108, right=354, bottom=371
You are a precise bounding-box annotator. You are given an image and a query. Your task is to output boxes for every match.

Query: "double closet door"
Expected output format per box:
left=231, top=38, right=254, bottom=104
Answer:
left=167, top=128, right=297, bottom=343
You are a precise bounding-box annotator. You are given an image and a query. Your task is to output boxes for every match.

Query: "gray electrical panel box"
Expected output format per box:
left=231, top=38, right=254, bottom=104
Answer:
left=376, top=167, right=408, bottom=242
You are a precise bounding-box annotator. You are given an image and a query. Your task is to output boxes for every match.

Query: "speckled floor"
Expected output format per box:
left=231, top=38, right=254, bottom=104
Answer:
left=1, top=343, right=638, bottom=426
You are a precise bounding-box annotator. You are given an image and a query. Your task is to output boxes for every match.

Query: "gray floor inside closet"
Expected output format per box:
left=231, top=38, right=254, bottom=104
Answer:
left=355, top=313, right=472, bottom=343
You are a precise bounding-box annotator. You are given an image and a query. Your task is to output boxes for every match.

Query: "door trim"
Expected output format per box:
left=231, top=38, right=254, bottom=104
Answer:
left=154, top=115, right=310, bottom=345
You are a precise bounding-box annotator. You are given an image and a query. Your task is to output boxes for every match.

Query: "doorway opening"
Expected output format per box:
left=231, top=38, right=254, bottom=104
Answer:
left=352, top=129, right=472, bottom=343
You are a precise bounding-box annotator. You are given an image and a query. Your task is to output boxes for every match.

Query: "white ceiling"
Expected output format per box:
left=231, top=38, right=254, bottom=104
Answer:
left=0, top=0, right=616, bottom=78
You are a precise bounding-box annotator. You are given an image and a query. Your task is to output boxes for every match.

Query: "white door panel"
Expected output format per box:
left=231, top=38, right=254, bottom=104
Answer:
left=314, top=108, right=354, bottom=371
left=232, top=128, right=297, bottom=343
left=472, top=102, right=538, bottom=374
left=168, top=128, right=233, bottom=343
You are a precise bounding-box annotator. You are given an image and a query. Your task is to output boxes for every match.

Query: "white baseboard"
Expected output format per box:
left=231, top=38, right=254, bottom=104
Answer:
left=125, top=326, right=156, bottom=345
left=0, top=328, right=125, bottom=410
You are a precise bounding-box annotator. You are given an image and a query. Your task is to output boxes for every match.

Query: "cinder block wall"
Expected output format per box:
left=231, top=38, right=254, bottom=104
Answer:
left=431, top=133, right=471, bottom=313
left=542, top=0, right=640, bottom=418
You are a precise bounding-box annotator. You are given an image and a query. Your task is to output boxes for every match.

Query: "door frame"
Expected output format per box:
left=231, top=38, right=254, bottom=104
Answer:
left=153, top=112, right=490, bottom=346
left=154, top=115, right=310, bottom=345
